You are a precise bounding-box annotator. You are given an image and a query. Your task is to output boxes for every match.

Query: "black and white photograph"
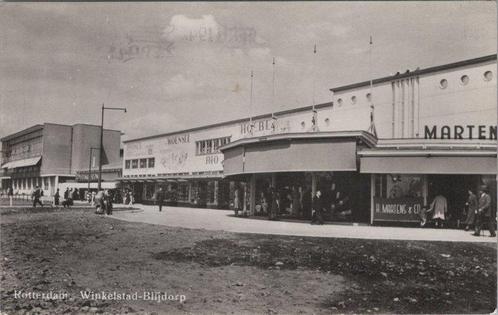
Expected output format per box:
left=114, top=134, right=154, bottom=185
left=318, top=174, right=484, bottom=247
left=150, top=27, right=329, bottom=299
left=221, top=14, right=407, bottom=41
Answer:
left=0, top=1, right=497, bottom=314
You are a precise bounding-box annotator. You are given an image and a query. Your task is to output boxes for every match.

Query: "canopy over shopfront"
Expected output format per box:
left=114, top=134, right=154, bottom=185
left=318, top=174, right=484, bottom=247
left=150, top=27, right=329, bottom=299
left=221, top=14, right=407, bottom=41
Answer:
left=220, top=131, right=377, bottom=176
left=1, top=156, right=41, bottom=169
left=359, top=140, right=497, bottom=175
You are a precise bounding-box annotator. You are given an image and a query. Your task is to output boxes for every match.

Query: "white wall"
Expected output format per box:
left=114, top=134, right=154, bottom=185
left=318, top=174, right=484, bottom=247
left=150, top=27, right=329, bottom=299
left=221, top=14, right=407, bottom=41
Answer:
left=124, top=59, right=497, bottom=177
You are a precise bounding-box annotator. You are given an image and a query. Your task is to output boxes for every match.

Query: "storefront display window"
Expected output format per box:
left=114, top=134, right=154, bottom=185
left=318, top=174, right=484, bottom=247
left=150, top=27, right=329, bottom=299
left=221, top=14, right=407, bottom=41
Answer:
left=373, top=174, right=424, bottom=223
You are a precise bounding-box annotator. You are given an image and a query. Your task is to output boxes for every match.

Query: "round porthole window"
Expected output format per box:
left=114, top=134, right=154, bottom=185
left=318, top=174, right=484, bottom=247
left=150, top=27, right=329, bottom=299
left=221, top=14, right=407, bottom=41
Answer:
left=484, top=71, right=493, bottom=82
left=301, top=121, right=306, bottom=129
left=337, top=98, right=343, bottom=107
left=324, top=118, right=330, bottom=126
left=351, top=96, right=357, bottom=105
left=460, top=75, right=469, bottom=85
left=366, top=93, right=372, bottom=102
left=439, top=79, right=448, bottom=89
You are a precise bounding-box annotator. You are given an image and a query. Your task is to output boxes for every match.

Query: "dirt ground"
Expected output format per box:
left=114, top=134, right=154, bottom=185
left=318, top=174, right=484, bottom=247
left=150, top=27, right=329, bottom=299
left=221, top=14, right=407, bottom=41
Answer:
left=0, top=208, right=496, bottom=314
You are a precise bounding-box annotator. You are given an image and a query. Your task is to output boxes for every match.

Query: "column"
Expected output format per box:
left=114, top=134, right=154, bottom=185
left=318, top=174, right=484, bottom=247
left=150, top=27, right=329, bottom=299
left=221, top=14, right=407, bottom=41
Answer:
left=55, top=176, right=59, bottom=193
left=48, top=176, right=52, bottom=196
left=422, top=175, right=428, bottom=207
left=213, top=181, right=219, bottom=207
left=242, top=183, right=247, bottom=212
left=188, top=181, right=193, bottom=203
left=271, top=173, right=276, bottom=188
left=311, top=173, right=317, bottom=196
left=249, top=174, right=256, bottom=216
left=370, top=174, right=375, bottom=225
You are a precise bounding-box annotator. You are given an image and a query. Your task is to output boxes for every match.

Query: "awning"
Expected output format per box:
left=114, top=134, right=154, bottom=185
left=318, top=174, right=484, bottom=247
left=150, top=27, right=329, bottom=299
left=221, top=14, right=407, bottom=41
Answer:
left=221, top=131, right=373, bottom=176
left=360, top=154, right=497, bottom=175
left=58, top=182, right=117, bottom=189
left=1, top=156, right=41, bottom=169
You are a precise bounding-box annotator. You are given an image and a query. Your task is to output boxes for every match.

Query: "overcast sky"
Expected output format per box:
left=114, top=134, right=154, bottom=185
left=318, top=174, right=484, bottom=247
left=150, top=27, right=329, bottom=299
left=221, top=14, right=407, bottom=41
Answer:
left=0, top=2, right=496, bottom=141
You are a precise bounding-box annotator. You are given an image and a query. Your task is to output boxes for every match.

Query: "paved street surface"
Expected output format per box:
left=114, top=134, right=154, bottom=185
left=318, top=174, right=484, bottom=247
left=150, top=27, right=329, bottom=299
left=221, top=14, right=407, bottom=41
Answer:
left=112, top=204, right=497, bottom=243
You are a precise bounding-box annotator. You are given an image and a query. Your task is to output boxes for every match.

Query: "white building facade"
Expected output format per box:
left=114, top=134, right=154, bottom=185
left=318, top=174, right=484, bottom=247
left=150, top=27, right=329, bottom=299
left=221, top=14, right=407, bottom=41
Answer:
left=122, top=55, right=496, bottom=225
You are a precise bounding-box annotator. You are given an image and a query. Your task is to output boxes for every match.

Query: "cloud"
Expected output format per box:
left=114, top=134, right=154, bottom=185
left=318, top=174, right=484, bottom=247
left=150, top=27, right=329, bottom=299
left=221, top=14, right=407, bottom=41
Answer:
left=248, top=47, right=271, bottom=60
left=163, top=74, right=196, bottom=97
left=163, top=14, right=220, bottom=41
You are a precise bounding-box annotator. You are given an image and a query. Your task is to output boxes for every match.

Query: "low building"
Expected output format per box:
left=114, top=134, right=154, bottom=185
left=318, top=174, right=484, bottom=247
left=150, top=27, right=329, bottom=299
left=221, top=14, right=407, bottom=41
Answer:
left=121, top=54, right=496, bottom=225
left=1, top=123, right=121, bottom=197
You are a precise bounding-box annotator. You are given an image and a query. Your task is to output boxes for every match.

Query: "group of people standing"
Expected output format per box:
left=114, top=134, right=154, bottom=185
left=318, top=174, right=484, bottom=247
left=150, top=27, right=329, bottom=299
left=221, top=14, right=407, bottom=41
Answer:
left=420, top=185, right=495, bottom=237
left=463, top=186, right=495, bottom=237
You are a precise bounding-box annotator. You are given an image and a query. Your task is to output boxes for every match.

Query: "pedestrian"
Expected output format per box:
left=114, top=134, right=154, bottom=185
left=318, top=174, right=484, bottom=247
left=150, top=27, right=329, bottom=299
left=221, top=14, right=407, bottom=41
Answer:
left=464, top=189, right=478, bottom=231
left=233, top=187, right=240, bottom=216
left=54, top=188, right=60, bottom=206
left=311, top=190, right=325, bottom=225
left=268, top=187, right=277, bottom=220
left=72, top=188, right=78, bottom=204
left=428, top=193, right=447, bottom=228
left=104, top=190, right=113, bottom=215
left=8, top=186, right=13, bottom=207
left=155, top=187, right=165, bottom=212
left=32, top=186, right=43, bottom=208
left=95, top=190, right=105, bottom=214
left=128, top=191, right=134, bottom=208
left=473, top=186, right=496, bottom=237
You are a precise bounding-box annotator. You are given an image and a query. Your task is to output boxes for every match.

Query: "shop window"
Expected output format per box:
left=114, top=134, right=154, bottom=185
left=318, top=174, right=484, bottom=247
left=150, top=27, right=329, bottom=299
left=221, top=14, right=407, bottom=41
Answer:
left=484, top=70, right=493, bottom=81
left=131, top=159, right=138, bottom=169
left=148, top=158, right=155, bottom=168
left=460, top=75, right=469, bottom=86
left=125, top=160, right=131, bottom=169
left=140, top=159, right=147, bottom=168
left=439, top=79, right=448, bottom=89
left=374, top=174, right=423, bottom=199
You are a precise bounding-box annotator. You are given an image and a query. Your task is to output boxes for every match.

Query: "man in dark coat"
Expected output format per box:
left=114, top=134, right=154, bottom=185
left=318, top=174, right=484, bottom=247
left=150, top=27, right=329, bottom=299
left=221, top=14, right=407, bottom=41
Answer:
left=156, top=187, right=165, bottom=212
left=54, top=188, right=60, bottom=206
left=473, top=186, right=496, bottom=237
left=32, top=186, right=43, bottom=207
left=311, top=190, right=325, bottom=225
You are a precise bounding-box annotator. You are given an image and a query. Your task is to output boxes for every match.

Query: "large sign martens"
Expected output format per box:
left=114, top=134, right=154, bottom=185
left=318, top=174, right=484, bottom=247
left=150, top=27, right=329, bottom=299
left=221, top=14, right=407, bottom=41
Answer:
left=424, top=125, right=497, bottom=140
left=373, top=197, right=423, bottom=222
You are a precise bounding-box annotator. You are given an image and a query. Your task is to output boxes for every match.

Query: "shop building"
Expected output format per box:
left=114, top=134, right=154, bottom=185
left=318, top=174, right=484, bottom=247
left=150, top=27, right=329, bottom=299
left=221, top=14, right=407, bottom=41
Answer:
left=122, top=54, right=496, bottom=225
left=1, top=123, right=121, bottom=197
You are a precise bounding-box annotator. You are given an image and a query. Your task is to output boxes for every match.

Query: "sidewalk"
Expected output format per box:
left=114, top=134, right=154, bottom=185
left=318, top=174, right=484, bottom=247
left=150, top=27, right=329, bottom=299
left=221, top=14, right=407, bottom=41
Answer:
left=110, top=204, right=497, bottom=243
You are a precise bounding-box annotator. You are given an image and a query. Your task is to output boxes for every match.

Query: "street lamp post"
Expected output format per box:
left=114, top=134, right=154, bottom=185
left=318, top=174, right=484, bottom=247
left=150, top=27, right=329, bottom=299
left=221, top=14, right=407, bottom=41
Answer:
left=98, top=104, right=126, bottom=191
left=88, top=147, right=100, bottom=191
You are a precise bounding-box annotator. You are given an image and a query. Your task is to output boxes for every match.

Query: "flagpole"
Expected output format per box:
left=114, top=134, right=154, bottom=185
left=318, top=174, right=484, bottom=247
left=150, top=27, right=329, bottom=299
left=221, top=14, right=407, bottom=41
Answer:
left=271, top=58, right=277, bottom=133
left=312, top=44, right=318, bottom=131
left=249, top=70, right=254, bottom=135
left=368, top=35, right=377, bottom=137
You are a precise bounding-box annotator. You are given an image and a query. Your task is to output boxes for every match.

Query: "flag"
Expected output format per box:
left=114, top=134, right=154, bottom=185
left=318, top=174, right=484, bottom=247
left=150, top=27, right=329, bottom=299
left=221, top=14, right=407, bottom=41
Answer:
left=314, top=44, right=316, bottom=54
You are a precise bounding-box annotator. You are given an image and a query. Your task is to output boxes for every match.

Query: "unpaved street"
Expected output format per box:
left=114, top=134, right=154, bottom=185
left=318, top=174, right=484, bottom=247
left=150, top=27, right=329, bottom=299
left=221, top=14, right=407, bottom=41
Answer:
left=1, top=208, right=496, bottom=314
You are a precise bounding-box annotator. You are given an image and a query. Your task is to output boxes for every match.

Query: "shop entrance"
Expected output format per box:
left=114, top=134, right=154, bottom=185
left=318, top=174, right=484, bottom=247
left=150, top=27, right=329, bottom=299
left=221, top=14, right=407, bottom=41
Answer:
left=427, top=175, right=480, bottom=224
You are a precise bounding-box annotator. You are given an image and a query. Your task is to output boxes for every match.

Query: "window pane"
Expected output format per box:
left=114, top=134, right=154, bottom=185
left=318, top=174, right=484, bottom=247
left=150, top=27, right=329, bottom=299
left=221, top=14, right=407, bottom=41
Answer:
left=140, top=159, right=147, bottom=168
